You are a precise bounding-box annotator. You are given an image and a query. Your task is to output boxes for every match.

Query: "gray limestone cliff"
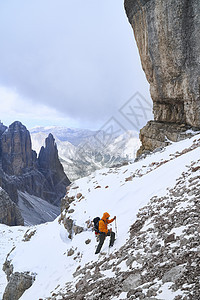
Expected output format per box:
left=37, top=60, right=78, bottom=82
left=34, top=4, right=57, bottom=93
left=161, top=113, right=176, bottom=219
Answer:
left=1, top=121, right=36, bottom=176
left=124, top=0, right=200, bottom=154
left=0, top=121, right=70, bottom=225
left=38, top=133, right=71, bottom=205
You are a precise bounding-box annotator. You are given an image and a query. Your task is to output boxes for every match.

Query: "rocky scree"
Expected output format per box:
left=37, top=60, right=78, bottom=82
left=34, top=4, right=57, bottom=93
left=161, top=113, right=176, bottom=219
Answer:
left=45, top=159, right=200, bottom=299
left=59, top=189, right=84, bottom=239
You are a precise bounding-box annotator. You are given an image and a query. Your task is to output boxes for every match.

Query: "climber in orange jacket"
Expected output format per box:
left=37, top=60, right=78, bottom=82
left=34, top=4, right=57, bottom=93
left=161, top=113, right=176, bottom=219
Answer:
left=95, top=212, right=116, bottom=254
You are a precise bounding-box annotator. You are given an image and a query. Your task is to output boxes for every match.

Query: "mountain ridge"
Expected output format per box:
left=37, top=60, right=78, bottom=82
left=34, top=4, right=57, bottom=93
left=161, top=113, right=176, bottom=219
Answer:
left=31, top=127, right=141, bottom=181
left=0, top=121, right=70, bottom=226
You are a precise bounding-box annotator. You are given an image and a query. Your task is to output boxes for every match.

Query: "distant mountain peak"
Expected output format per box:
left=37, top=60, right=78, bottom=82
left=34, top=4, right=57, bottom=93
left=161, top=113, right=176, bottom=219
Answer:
left=1, top=120, right=34, bottom=176
left=10, top=120, right=24, bottom=127
left=31, top=126, right=141, bottom=182
left=0, top=121, right=71, bottom=225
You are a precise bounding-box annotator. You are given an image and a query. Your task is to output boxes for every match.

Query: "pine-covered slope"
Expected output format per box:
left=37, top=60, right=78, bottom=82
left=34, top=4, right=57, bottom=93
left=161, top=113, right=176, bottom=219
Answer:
left=0, top=133, right=200, bottom=300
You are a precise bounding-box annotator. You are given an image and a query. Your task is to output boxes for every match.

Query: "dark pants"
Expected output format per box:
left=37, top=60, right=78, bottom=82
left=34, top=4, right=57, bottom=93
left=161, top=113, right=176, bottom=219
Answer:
left=95, top=231, right=115, bottom=254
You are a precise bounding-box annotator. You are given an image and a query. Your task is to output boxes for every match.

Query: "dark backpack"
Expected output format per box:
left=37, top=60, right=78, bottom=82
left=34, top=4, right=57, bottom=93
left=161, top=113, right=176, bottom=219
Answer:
left=93, top=217, right=100, bottom=234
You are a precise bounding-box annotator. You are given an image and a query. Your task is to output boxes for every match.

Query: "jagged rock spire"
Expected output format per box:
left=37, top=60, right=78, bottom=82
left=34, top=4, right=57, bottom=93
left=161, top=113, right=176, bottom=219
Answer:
left=38, top=133, right=71, bottom=205
left=0, top=122, right=71, bottom=224
left=1, top=121, right=36, bottom=176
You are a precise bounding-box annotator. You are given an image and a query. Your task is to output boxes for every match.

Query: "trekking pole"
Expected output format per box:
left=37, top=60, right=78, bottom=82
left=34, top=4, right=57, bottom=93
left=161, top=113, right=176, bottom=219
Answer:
left=108, top=243, right=110, bottom=255
left=115, top=219, right=118, bottom=238
left=108, top=227, right=111, bottom=255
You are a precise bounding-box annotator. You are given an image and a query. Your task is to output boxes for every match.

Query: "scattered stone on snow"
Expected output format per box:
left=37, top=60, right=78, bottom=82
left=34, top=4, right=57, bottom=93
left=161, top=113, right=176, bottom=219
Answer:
left=67, top=248, right=75, bottom=257
left=76, top=193, right=82, bottom=199
left=52, top=158, right=200, bottom=299
left=23, top=229, right=36, bottom=242
left=85, top=239, right=91, bottom=245
left=73, top=225, right=84, bottom=235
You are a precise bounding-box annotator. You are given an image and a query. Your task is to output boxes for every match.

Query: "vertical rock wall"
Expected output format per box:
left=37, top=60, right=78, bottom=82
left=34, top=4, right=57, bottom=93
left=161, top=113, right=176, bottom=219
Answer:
left=0, top=121, right=70, bottom=224
left=38, top=134, right=71, bottom=205
left=1, top=121, right=36, bottom=176
left=124, top=0, right=200, bottom=153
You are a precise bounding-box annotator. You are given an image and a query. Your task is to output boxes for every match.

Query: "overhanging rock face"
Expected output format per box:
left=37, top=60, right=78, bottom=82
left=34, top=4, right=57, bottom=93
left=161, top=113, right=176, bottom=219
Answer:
left=124, top=0, right=200, bottom=153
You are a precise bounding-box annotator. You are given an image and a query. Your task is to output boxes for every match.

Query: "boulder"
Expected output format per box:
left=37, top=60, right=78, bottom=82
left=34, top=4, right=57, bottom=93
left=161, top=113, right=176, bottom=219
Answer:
left=122, top=273, right=142, bottom=292
left=2, top=260, right=13, bottom=281
left=85, top=239, right=91, bottom=245
left=164, top=233, right=176, bottom=244
left=64, top=217, right=74, bottom=238
left=67, top=248, right=75, bottom=256
left=76, top=193, right=82, bottom=199
left=61, top=197, right=70, bottom=212
left=3, top=272, right=35, bottom=300
left=73, top=225, right=84, bottom=235
left=162, top=265, right=185, bottom=283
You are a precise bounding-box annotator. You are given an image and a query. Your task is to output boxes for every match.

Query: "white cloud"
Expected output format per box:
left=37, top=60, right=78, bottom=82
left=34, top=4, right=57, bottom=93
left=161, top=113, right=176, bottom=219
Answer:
left=0, top=86, right=80, bottom=128
left=0, top=0, right=151, bottom=130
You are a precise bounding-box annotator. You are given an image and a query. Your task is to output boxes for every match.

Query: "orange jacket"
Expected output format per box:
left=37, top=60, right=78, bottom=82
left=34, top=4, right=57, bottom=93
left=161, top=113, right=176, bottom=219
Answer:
left=98, top=212, right=115, bottom=234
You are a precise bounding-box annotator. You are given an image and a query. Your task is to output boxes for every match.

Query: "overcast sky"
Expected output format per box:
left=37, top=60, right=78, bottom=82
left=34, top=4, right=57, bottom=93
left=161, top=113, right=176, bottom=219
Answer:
left=0, top=0, right=152, bottom=131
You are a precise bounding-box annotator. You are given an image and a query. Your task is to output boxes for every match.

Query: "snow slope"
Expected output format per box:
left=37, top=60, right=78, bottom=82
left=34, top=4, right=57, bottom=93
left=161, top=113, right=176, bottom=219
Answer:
left=0, top=225, right=27, bottom=300
left=0, top=133, right=200, bottom=299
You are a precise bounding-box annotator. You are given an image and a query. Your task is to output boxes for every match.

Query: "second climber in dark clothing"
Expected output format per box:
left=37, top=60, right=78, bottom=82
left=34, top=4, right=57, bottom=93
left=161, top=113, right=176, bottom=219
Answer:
left=95, top=212, right=116, bottom=254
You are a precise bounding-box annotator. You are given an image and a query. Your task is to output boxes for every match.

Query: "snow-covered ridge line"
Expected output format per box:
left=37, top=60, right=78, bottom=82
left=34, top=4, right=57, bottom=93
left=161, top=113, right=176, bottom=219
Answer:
left=132, top=136, right=200, bottom=179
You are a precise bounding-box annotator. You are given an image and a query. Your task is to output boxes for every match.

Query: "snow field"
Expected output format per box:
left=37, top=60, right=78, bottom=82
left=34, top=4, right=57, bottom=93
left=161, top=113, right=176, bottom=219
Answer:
left=0, top=225, right=27, bottom=300
left=0, top=133, right=199, bottom=299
